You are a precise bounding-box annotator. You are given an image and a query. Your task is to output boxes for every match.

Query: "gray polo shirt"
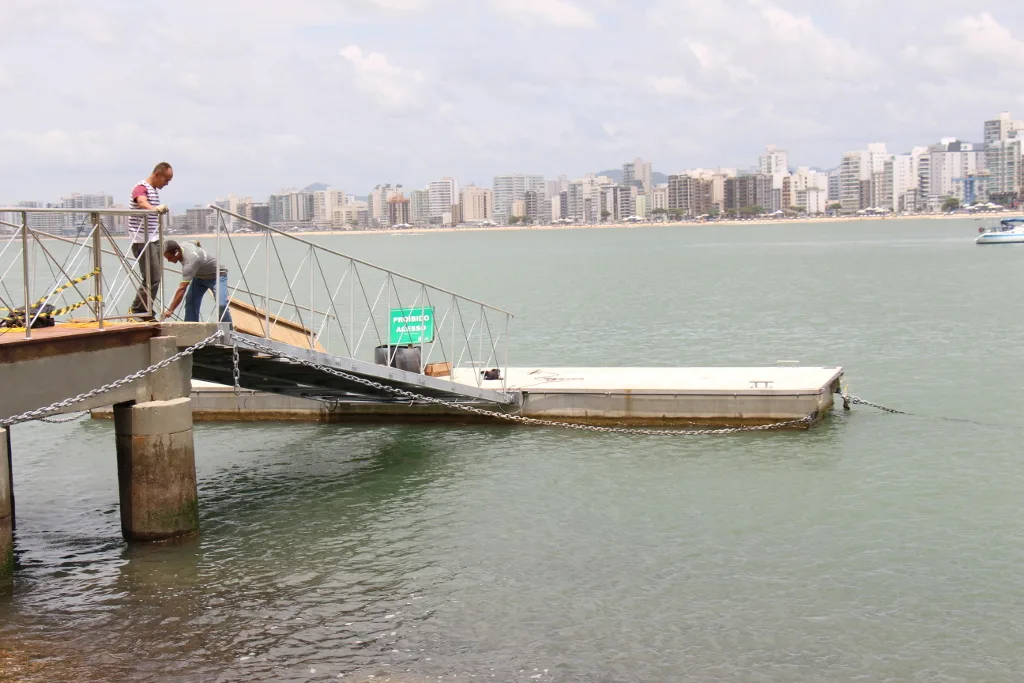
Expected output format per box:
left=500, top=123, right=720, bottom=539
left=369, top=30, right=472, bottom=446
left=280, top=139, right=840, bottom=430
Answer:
left=179, top=241, right=226, bottom=282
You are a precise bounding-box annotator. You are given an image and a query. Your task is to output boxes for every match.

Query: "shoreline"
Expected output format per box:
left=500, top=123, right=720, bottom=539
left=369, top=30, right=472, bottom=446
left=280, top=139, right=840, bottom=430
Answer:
left=178, top=211, right=991, bottom=240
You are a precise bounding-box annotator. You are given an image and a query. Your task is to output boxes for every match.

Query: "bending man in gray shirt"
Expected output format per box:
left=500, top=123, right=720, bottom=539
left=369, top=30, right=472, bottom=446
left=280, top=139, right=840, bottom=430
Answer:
left=160, top=240, right=233, bottom=324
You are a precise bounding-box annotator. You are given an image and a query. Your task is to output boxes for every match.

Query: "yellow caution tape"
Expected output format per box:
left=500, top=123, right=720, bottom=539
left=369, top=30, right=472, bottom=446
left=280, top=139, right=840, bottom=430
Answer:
left=0, top=267, right=101, bottom=313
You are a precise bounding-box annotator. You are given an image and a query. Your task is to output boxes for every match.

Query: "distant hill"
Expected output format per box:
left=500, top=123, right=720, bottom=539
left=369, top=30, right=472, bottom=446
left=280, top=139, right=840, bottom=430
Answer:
left=597, top=169, right=669, bottom=185
left=304, top=182, right=330, bottom=192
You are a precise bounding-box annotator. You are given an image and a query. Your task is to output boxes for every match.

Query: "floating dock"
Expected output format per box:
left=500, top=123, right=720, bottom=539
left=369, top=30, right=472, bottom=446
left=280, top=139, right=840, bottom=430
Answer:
left=94, top=364, right=843, bottom=427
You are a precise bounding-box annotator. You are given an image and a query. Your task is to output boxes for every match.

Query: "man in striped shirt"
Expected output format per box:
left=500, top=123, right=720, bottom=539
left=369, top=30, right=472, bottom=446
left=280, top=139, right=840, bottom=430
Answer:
left=128, top=162, right=172, bottom=318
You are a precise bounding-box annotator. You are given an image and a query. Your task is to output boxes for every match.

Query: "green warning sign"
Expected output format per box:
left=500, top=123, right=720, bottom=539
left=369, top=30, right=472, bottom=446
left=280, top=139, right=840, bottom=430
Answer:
left=389, top=306, right=435, bottom=345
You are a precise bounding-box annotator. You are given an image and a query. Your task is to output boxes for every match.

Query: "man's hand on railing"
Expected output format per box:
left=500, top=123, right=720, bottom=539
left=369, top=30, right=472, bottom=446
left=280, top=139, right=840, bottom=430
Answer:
left=155, top=204, right=169, bottom=214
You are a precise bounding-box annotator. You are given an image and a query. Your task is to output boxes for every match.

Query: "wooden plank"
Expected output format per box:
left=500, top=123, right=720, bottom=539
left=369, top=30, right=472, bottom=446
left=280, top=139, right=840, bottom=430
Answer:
left=227, top=298, right=326, bottom=352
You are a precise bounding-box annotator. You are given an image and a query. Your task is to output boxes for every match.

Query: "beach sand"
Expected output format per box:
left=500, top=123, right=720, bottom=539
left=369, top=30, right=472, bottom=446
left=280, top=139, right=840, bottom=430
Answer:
left=180, top=211, right=983, bottom=240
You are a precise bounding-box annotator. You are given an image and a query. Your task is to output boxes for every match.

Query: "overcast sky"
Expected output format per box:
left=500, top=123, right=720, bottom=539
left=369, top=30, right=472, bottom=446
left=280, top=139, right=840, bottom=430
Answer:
left=2, top=0, right=1023, bottom=206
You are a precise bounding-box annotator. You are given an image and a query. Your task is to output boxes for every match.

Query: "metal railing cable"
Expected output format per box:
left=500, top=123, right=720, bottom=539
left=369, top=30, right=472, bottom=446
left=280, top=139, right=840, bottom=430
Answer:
left=206, top=206, right=514, bottom=391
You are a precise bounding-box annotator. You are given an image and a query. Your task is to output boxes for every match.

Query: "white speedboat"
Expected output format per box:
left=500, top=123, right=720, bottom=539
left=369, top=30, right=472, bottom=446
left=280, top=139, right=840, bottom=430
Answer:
left=976, top=217, right=1024, bottom=244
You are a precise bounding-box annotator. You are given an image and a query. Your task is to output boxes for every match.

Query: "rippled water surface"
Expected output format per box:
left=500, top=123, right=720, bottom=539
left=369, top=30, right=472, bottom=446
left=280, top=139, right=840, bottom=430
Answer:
left=5, top=219, right=1024, bottom=681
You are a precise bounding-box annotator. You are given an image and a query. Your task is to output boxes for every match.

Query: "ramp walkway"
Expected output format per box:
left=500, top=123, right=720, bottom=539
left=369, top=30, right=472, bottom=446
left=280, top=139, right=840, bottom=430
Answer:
left=0, top=206, right=517, bottom=408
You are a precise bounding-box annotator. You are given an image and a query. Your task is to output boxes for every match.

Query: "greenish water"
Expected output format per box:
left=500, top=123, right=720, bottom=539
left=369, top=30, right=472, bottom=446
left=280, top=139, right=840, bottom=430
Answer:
left=4, top=218, right=1024, bottom=681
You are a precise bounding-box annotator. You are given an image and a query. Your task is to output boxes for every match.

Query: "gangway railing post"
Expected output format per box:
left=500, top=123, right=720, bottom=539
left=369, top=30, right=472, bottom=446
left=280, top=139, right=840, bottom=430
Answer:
left=20, top=212, right=30, bottom=340
left=215, top=210, right=222, bottom=324
left=91, top=212, right=104, bottom=330
left=158, top=212, right=165, bottom=319
left=309, top=244, right=314, bottom=349
left=264, top=229, right=271, bottom=339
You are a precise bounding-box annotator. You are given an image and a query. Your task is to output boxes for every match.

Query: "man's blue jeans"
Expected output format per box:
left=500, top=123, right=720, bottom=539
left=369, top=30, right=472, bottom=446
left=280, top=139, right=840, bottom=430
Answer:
left=184, top=274, right=233, bottom=324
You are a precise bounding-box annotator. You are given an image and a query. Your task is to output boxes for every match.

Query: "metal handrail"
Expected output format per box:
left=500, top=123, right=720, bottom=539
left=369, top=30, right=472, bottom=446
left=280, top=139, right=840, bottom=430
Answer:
left=205, top=206, right=513, bottom=392
left=0, top=207, right=157, bottom=216
left=208, top=206, right=514, bottom=316
left=0, top=207, right=165, bottom=338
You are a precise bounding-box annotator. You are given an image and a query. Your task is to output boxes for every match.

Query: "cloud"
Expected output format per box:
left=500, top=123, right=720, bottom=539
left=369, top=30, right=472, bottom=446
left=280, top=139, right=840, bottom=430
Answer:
left=906, top=12, right=1024, bottom=73
left=647, top=75, right=704, bottom=99
left=339, top=45, right=425, bottom=108
left=492, top=0, right=597, bottom=28
left=0, top=0, right=1021, bottom=204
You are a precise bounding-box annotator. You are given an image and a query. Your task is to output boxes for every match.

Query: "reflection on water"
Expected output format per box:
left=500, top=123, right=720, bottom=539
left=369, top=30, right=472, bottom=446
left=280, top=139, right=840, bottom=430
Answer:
left=4, top=221, right=1024, bottom=681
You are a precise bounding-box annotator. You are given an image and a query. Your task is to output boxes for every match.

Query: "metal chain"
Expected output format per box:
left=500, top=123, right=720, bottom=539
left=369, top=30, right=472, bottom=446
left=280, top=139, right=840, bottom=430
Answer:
left=230, top=333, right=817, bottom=436
left=232, top=339, right=241, bottom=396
left=1, top=331, right=224, bottom=427
left=840, top=389, right=907, bottom=415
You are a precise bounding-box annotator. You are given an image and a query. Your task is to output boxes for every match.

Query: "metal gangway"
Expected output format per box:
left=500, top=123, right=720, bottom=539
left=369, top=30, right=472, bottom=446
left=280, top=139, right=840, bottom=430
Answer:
left=0, top=206, right=516, bottom=408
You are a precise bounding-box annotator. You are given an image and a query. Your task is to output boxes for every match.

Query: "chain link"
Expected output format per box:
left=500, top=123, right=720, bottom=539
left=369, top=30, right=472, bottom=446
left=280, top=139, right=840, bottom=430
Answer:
left=840, top=389, right=907, bottom=415
left=1, top=331, right=224, bottom=427
left=232, top=340, right=241, bottom=396
left=230, top=333, right=817, bottom=436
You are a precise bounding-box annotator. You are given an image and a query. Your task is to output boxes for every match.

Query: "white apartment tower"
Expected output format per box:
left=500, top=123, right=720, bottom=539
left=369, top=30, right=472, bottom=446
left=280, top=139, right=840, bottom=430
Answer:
left=984, top=112, right=1024, bottom=203
left=759, top=145, right=789, bottom=175
left=492, top=174, right=545, bottom=224
left=839, top=143, right=889, bottom=212
left=984, top=112, right=1024, bottom=145
left=427, top=177, right=458, bottom=222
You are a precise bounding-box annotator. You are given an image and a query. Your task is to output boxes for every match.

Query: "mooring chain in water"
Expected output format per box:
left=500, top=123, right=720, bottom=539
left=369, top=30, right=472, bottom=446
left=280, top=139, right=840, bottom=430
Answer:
left=0, top=331, right=224, bottom=428
left=840, top=390, right=908, bottom=415
left=838, top=388, right=997, bottom=426
left=230, top=333, right=816, bottom=436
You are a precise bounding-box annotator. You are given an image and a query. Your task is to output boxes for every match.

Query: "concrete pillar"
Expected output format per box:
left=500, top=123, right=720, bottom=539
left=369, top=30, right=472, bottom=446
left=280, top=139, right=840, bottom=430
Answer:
left=114, top=397, right=199, bottom=541
left=1, top=427, right=12, bottom=580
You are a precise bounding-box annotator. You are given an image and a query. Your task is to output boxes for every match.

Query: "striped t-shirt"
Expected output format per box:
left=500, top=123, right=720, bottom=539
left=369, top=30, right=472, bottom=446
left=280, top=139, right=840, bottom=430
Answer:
left=128, top=180, right=160, bottom=244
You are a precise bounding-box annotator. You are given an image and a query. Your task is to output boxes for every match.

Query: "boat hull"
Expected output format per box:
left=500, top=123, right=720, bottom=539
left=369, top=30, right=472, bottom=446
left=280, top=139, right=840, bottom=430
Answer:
left=976, top=232, right=1024, bottom=244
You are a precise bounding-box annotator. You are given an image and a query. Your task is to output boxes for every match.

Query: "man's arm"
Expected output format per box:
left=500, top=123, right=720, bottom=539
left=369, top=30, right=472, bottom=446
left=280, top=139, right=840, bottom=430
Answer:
left=161, top=281, right=190, bottom=320
left=132, top=185, right=167, bottom=213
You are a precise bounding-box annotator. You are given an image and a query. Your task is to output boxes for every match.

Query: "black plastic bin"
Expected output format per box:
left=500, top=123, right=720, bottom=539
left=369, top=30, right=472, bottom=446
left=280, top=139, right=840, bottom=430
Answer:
left=374, top=345, right=422, bottom=373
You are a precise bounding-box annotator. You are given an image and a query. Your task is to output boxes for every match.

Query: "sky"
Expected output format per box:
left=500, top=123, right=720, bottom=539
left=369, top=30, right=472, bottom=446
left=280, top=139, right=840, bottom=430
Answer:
left=2, top=0, right=1023, bottom=206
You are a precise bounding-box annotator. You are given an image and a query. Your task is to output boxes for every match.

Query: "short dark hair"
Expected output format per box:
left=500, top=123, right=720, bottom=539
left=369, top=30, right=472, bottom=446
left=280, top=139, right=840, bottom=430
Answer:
left=163, top=239, right=181, bottom=256
left=153, top=162, right=172, bottom=175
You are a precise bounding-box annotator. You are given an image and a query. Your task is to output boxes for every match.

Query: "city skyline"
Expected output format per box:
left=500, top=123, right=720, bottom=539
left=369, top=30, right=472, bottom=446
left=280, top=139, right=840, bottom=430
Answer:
left=6, top=106, right=1019, bottom=235
left=2, top=1, right=1023, bottom=202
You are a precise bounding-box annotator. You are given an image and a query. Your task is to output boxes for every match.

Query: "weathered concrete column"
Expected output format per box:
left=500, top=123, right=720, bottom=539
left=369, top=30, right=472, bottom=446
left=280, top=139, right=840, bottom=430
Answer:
left=1, top=427, right=13, bottom=580
left=114, top=335, right=199, bottom=542
left=114, top=397, right=199, bottom=541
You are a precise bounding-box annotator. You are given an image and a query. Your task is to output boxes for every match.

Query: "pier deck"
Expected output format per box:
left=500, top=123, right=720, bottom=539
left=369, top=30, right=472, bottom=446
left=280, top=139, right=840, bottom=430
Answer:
left=96, top=364, right=844, bottom=427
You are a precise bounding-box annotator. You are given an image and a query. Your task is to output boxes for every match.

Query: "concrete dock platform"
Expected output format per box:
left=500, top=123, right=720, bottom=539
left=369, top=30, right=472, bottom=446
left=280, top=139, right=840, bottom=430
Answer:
left=93, top=365, right=844, bottom=427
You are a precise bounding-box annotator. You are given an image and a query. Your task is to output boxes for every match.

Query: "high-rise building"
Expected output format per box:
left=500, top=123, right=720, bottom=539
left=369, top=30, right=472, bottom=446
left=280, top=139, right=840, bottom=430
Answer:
left=368, top=184, right=403, bottom=226
left=387, top=194, right=411, bottom=227
left=427, top=177, right=457, bottom=222
left=492, top=174, right=545, bottom=224
left=251, top=203, right=270, bottom=226
left=311, top=190, right=345, bottom=226
left=985, top=134, right=1023, bottom=204
left=185, top=207, right=212, bottom=234
left=623, top=158, right=653, bottom=193
left=984, top=112, right=1024, bottom=145
left=667, top=174, right=714, bottom=216
left=926, top=138, right=984, bottom=201
left=268, top=189, right=314, bottom=226
left=60, top=192, right=116, bottom=235
left=839, top=143, right=889, bottom=212
left=409, top=189, right=430, bottom=224
left=460, top=185, right=493, bottom=222
left=759, top=145, right=789, bottom=176
left=724, top=174, right=773, bottom=213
